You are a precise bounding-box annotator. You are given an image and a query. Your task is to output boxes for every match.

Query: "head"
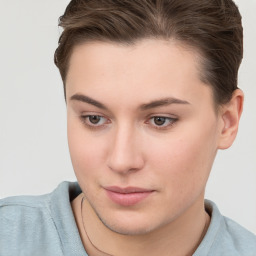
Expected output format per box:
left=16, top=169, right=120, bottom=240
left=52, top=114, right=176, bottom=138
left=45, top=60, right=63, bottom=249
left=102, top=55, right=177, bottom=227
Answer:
left=54, top=0, right=244, bottom=235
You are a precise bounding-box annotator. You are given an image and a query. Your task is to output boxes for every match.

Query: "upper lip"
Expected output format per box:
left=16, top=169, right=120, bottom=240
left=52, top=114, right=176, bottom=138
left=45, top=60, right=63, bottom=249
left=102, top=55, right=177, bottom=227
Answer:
left=104, top=186, right=154, bottom=194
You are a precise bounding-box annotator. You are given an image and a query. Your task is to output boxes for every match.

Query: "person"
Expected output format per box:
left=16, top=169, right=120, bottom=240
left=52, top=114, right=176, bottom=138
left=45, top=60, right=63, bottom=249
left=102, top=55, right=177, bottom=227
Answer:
left=1, top=0, right=256, bottom=255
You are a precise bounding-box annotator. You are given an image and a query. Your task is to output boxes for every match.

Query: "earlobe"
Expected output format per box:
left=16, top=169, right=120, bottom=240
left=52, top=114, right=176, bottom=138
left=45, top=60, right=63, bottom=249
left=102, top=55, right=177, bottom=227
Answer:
left=218, top=89, right=244, bottom=150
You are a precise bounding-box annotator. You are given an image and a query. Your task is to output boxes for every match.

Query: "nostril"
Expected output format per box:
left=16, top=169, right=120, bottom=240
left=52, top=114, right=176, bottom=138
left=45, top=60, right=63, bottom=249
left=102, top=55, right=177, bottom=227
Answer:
left=107, top=151, right=145, bottom=174
left=107, top=164, right=141, bottom=174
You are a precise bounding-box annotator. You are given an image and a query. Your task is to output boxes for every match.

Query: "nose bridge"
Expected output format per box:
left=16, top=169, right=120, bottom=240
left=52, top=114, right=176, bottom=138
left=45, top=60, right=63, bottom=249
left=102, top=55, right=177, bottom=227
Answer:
left=107, top=121, right=144, bottom=174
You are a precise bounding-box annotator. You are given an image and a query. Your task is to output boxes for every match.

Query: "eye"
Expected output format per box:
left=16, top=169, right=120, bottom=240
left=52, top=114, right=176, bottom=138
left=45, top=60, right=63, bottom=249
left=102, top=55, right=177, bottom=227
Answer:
left=80, top=115, right=109, bottom=128
left=147, top=116, right=177, bottom=129
left=88, top=115, right=102, bottom=124
left=153, top=117, right=167, bottom=126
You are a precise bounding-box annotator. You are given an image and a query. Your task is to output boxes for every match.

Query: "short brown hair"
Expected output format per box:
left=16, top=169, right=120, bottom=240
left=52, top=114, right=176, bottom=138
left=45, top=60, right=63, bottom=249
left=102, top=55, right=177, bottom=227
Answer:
left=54, top=0, right=243, bottom=105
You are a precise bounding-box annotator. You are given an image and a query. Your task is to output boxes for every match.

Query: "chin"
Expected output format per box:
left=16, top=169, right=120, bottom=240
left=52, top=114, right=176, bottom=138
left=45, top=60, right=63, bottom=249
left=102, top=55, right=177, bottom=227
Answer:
left=102, top=219, right=156, bottom=236
left=97, top=209, right=167, bottom=236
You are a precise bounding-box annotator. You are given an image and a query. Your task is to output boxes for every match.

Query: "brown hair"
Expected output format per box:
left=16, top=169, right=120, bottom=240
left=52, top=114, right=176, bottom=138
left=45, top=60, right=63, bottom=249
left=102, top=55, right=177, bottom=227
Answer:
left=54, top=0, right=243, bottom=105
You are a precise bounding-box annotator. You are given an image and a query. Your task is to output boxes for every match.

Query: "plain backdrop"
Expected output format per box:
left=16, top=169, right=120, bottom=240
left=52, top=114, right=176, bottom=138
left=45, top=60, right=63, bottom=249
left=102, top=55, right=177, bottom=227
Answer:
left=0, top=1, right=255, bottom=234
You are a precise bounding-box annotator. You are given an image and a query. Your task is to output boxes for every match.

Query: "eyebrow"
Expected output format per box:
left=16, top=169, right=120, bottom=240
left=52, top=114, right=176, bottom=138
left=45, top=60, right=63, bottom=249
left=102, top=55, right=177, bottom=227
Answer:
left=70, top=94, right=108, bottom=110
left=139, top=97, right=190, bottom=110
left=70, top=94, right=190, bottom=111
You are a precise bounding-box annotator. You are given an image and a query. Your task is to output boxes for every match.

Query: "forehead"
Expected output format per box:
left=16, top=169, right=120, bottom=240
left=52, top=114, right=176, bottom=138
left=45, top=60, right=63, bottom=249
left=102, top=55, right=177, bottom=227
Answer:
left=66, top=39, right=213, bottom=109
left=67, top=39, right=201, bottom=82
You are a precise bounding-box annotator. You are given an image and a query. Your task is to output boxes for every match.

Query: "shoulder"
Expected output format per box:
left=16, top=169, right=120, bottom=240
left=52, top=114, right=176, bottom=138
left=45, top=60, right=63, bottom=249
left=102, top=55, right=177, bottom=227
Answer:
left=0, top=192, right=50, bottom=214
left=195, top=200, right=256, bottom=256
left=0, top=181, right=80, bottom=213
left=221, top=216, right=256, bottom=254
left=0, top=181, right=81, bottom=256
left=0, top=192, right=53, bottom=233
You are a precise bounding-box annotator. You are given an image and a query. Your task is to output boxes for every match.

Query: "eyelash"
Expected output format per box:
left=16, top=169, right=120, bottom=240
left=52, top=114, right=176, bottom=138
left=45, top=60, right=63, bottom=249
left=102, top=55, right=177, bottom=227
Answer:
left=80, top=115, right=110, bottom=130
left=146, top=116, right=178, bottom=130
left=80, top=115, right=178, bottom=130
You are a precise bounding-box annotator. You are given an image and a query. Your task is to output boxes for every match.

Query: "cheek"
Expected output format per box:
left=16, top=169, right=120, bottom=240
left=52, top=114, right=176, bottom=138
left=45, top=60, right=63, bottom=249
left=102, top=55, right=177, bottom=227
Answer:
left=67, top=120, right=107, bottom=180
left=147, top=124, right=218, bottom=197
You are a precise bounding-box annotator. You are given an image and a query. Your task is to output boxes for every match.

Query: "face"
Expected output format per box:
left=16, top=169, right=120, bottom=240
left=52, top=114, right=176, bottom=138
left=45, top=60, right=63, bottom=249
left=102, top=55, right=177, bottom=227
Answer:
left=66, top=39, right=222, bottom=235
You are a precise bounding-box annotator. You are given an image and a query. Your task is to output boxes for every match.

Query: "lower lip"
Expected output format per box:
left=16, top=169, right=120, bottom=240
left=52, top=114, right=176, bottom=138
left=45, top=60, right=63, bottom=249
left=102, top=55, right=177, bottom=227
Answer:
left=105, top=190, right=153, bottom=206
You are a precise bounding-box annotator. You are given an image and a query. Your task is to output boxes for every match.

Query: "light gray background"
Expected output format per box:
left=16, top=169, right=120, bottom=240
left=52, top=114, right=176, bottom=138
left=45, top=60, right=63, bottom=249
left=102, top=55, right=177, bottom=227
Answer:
left=0, top=1, right=255, bottom=234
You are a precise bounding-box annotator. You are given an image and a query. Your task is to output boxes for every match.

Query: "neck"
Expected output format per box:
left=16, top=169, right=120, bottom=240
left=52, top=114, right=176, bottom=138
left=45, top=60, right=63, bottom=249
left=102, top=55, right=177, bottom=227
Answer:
left=72, top=193, right=210, bottom=256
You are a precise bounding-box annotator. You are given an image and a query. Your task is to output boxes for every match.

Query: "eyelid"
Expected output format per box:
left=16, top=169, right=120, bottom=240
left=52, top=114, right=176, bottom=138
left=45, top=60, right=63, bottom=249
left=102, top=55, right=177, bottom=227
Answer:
left=80, top=113, right=111, bottom=130
left=145, top=115, right=178, bottom=130
left=79, top=112, right=178, bottom=131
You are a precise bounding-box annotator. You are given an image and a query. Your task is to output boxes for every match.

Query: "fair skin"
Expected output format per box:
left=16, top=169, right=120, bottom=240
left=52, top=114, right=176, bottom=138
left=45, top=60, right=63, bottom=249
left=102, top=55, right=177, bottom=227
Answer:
left=66, top=39, right=243, bottom=256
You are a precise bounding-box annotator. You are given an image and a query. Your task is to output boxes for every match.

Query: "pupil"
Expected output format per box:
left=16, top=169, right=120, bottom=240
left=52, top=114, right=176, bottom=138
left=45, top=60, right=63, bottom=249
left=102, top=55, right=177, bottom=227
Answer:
left=89, top=115, right=100, bottom=124
left=154, top=117, right=166, bottom=126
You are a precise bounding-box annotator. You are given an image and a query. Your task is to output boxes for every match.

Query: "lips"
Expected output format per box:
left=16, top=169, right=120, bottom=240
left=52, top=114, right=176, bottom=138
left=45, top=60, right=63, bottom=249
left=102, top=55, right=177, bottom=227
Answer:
left=104, top=186, right=154, bottom=206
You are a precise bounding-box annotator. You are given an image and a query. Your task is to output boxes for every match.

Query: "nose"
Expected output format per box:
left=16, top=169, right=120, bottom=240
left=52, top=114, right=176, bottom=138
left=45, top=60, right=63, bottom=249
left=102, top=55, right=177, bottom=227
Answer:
left=107, top=125, right=145, bottom=174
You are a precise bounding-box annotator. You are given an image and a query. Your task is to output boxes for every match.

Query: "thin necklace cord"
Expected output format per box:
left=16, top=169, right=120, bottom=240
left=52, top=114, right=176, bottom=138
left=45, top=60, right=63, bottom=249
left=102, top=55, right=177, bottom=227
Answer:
left=81, top=196, right=114, bottom=256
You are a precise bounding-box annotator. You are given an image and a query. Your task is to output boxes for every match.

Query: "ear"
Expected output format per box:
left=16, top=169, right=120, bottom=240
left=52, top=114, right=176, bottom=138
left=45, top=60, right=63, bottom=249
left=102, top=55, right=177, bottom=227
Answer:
left=218, top=89, right=244, bottom=149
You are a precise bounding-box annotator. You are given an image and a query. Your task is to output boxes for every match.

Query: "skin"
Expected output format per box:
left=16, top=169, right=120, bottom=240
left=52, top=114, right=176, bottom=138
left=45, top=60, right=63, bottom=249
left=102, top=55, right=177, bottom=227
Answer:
left=66, top=39, right=243, bottom=256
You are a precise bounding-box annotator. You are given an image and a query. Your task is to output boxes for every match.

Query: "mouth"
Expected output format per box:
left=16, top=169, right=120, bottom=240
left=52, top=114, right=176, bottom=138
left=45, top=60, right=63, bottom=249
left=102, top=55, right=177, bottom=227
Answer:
left=104, top=186, right=155, bottom=207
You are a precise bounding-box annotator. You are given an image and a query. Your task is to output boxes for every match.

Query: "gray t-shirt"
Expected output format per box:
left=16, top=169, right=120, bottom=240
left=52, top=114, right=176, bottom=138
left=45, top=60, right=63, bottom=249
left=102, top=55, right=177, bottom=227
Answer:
left=1, top=181, right=256, bottom=256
